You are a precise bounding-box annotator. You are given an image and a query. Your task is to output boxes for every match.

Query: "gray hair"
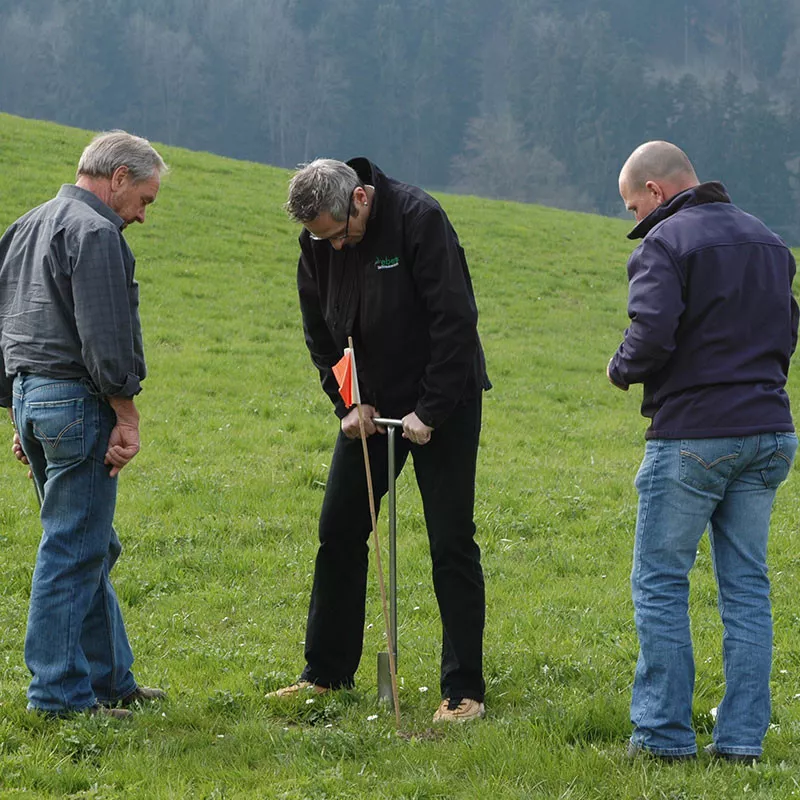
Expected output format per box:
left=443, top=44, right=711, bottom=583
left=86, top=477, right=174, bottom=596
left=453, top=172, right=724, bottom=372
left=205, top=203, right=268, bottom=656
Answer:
left=620, top=140, right=698, bottom=191
left=285, top=159, right=361, bottom=223
left=77, top=130, right=168, bottom=183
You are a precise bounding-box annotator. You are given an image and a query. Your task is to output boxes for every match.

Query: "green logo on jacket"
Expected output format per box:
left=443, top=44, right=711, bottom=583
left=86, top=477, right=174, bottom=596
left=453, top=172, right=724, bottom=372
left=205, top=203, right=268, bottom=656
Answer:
left=376, top=257, right=399, bottom=270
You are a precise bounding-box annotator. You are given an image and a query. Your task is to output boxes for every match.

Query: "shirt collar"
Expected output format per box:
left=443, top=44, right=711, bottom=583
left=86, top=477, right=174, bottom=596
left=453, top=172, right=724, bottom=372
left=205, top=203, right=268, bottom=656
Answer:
left=57, top=184, right=125, bottom=230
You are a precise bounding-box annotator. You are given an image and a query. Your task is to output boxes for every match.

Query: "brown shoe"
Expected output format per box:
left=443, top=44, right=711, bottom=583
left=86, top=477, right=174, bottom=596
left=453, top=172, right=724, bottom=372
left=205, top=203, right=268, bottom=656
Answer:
left=704, top=743, right=759, bottom=764
left=432, top=697, right=486, bottom=723
left=27, top=704, right=132, bottom=720
left=119, top=686, right=166, bottom=707
left=88, top=704, right=133, bottom=720
left=266, top=681, right=329, bottom=699
left=627, top=741, right=696, bottom=762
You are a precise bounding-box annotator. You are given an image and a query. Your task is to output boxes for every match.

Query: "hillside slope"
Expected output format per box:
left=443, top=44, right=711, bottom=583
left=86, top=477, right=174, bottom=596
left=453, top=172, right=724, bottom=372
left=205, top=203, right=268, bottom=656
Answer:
left=1, top=113, right=798, bottom=799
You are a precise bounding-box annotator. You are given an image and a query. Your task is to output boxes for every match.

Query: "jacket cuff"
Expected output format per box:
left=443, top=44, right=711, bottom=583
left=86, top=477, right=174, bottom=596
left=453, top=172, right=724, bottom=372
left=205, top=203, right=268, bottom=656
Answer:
left=333, top=398, right=350, bottom=419
left=104, top=373, right=143, bottom=398
left=414, top=405, right=438, bottom=429
left=607, top=359, right=629, bottom=391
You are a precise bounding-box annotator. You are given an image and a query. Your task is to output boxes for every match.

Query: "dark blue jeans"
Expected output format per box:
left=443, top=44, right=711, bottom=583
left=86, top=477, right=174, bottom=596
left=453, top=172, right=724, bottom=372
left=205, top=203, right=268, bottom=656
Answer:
left=12, top=375, right=136, bottom=712
left=301, top=396, right=485, bottom=701
left=630, top=434, right=797, bottom=758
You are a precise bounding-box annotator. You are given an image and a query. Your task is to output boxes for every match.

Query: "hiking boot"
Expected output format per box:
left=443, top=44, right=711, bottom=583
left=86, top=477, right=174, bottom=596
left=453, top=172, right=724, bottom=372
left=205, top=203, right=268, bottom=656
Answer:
left=119, top=686, right=166, bottom=707
left=266, top=680, right=329, bottom=699
left=704, top=743, right=760, bottom=764
left=432, top=697, right=485, bottom=723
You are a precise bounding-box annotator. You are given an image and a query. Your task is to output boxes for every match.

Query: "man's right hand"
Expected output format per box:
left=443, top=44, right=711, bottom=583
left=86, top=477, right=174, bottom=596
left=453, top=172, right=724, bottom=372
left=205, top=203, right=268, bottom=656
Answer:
left=8, top=408, right=32, bottom=478
left=106, top=396, right=141, bottom=477
left=341, top=405, right=385, bottom=439
left=105, top=423, right=140, bottom=477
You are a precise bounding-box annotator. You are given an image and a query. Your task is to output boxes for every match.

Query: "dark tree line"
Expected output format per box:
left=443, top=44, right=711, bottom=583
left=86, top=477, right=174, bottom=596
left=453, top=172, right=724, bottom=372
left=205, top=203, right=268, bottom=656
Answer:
left=2, top=0, right=800, bottom=240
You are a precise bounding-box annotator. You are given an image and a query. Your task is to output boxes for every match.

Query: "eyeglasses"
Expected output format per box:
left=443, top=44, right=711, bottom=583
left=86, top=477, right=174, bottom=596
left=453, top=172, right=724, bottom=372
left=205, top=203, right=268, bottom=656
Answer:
left=308, top=193, right=352, bottom=243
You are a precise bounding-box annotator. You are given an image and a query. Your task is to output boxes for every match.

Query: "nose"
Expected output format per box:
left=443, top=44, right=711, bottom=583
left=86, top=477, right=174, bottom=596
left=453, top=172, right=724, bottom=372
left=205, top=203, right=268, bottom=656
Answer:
left=331, top=238, right=345, bottom=251
left=135, top=208, right=146, bottom=225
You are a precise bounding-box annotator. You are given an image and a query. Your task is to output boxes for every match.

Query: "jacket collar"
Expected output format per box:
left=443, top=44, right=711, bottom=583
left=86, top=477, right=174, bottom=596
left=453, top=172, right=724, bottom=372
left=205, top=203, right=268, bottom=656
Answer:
left=628, top=181, right=731, bottom=240
left=57, top=184, right=125, bottom=230
left=346, top=157, right=386, bottom=225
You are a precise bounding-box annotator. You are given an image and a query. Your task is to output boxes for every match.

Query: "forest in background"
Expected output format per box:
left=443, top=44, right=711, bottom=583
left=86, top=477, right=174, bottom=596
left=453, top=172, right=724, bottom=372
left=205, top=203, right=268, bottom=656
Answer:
left=1, top=0, right=799, bottom=240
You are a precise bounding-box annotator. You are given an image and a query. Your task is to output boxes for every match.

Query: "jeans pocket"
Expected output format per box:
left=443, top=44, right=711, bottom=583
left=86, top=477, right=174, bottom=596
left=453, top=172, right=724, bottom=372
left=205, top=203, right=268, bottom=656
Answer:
left=29, top=398, right=85, bottom=465
left=679, top=438, right=741, bottom=492
left=761, top=433, right=798, bottom=489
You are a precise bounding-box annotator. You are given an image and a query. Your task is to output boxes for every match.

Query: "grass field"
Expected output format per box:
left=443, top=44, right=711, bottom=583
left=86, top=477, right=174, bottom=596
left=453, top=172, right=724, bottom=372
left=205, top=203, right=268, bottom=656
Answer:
left=1, top=112, right=800, bottom=799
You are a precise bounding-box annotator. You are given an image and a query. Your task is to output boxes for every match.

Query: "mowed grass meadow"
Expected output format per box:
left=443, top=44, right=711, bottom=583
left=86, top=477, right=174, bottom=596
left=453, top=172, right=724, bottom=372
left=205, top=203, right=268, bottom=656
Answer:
left=1, top=113, right=800, bottom=799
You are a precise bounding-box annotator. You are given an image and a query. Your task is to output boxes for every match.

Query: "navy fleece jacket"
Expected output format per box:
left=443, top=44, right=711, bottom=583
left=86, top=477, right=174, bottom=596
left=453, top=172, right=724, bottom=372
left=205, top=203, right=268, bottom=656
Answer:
left=608, top=182, right=797, bottom=439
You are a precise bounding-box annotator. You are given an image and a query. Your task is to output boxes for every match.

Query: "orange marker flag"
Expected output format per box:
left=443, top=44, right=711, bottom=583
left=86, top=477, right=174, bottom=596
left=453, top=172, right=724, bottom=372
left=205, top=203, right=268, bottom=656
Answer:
left=332, top=347, right=361, bottom=407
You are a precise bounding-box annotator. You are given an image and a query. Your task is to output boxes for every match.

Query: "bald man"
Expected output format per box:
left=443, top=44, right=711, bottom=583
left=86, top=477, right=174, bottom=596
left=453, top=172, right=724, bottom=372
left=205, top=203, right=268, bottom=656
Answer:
left=608, top=141, right=798, bottom=763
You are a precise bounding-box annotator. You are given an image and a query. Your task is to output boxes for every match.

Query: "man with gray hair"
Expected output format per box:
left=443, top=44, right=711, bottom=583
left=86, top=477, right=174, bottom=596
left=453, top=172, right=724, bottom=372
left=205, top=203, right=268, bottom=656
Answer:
left=0, top=130, right=168, bottom=717
left=273, top=157, right=490, bottom=722
left=608, top=141, right=797, bottom=762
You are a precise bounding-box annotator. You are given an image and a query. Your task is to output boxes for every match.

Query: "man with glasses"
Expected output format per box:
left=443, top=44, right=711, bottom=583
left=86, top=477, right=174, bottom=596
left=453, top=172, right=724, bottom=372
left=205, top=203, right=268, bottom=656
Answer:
left=272, top=158, right=491, bottom=722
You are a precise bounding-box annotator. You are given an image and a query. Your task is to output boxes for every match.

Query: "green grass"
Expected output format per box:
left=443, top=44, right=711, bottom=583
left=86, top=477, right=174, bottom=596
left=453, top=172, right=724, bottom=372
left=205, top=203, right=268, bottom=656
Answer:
left=1, top=111, right=800, bottom=798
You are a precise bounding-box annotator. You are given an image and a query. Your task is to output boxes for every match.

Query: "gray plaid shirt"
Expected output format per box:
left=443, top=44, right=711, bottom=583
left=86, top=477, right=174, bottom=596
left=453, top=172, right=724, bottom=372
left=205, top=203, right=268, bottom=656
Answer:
left=0, top=184, right=146, bottom=406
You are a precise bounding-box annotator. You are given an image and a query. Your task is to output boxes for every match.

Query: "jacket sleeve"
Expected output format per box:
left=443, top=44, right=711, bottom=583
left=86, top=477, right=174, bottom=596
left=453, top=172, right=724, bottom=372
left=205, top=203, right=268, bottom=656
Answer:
left=410, top=207, right=479, bottom=428
left=0, top=225, right=15, bottom=407
left=608, top=237, right=686, bottom=389
left=789, top=251, right=798, bottom=358
left=297, top=241, right=349, bottom=419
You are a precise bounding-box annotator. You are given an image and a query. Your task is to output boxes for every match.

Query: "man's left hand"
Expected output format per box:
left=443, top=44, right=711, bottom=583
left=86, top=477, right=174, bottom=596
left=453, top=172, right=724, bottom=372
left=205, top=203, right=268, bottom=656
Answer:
left=402, top=412, right=433, bottom=446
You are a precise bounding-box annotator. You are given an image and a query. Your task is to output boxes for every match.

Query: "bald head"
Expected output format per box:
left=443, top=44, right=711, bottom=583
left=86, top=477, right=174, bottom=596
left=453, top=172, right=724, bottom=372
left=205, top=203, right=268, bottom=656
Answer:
left=619, top=141, right=699, bottom=223
left=621, top=141, right=698, bottom=191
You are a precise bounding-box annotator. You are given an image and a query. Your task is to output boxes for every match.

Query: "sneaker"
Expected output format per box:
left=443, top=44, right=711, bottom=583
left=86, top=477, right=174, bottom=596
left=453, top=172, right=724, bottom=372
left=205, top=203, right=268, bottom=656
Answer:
left=266, top=681, right=329, bottom=699
left=704, top=743, right=760, bottom=764
left=626, top=741, right=696, bottom=762
left=432, top=697, right=485, bottom=723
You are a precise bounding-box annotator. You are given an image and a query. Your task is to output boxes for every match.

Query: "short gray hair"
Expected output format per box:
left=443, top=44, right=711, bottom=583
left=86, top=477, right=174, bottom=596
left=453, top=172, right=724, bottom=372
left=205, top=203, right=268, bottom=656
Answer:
left=285, top=159, right=361, bottom=223
left=77, top=130, right=168, bottom=183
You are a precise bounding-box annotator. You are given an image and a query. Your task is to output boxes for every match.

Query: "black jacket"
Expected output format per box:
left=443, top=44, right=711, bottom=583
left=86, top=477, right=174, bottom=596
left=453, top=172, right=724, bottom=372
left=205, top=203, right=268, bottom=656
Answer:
left=608, top=182, right=797, bottom=439
left=297, top=158, right=489, bottom=428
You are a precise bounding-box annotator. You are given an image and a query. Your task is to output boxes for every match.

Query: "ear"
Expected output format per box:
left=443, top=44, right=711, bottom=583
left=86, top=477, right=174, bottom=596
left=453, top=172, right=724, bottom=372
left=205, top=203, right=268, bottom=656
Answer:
left=644, top=180, right=665, bottom=205
left=110, top=165, right=130, bottom=191
left=352, top=186, right=368, bottom=210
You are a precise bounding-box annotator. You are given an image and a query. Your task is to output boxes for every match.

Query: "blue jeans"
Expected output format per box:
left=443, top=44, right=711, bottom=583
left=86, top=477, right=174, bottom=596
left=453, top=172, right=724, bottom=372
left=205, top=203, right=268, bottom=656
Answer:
left=12, top=375, right=137, bottom=713
left=630, top=434, right=797, bottom=758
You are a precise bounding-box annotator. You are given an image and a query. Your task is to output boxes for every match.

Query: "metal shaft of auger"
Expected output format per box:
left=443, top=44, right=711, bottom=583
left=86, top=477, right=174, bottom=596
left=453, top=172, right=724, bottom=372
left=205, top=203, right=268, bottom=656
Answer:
left=373, top=416, right=402, bottom=669
left=354, top=406, right=401, bottom=728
